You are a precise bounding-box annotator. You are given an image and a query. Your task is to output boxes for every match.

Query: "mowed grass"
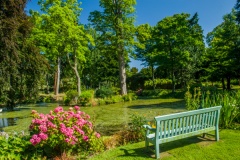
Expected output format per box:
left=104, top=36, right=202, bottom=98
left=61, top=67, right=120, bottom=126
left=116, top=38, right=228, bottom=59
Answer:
left=0, top=98, right=185, bottom=134
left=89, top=129, right=240, bottom=160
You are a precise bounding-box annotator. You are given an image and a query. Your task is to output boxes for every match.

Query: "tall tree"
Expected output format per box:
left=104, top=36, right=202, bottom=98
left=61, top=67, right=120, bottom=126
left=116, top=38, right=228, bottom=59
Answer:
left=235, top=0, right=240, bottom=23
left=89, top=0, right=136, bottom=95
left=153, top=13, right=204, bottom=92
left=206, top=11, right=240, bottom=90
left=31, top=0, right=90, bottom=96
left=135, top=24, right=158, bottom=90
left=0, top=0, right=47, bottom=110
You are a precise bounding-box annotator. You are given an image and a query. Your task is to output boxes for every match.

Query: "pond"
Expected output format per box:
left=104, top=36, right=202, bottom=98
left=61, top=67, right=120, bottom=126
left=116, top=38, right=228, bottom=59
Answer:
left=0, top=99, right=185, bottom=136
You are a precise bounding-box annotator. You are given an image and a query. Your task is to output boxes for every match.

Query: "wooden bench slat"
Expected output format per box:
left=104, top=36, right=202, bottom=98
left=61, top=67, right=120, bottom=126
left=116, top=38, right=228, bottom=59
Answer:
left=143, top=106, right=222, bottom=159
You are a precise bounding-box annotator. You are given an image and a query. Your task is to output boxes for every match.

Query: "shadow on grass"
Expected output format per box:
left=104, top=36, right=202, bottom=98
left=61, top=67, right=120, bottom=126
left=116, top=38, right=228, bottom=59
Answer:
left=128, top=100, right=185, bottom=110
left=117, top=135, right=215, bottom=159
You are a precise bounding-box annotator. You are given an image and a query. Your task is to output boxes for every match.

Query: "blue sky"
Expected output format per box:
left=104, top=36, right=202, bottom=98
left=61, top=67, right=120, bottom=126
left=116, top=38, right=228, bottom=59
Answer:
left=26, top=0, right=236, bottom=69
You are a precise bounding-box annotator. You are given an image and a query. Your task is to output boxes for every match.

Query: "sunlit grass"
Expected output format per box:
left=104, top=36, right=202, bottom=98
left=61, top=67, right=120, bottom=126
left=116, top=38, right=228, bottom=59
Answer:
left=89, top=129, right=240, bottom=160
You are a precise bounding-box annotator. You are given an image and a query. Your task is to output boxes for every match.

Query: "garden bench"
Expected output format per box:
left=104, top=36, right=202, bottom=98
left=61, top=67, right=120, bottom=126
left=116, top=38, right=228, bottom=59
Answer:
left=143, top=106, right=222, bottom=159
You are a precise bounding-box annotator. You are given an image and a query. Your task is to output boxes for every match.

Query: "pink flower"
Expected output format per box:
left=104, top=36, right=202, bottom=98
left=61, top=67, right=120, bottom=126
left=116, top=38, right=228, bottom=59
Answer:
left=54, top=106, right=63, bottom=113
left=39, top=125, right=48, bottom=133
left=32, top=134, right=38, bottom=140
left=39, top=132, right=48, bottom=140
left=74, top=106, right=80, bottom=111
left=65, top=138, right=70, bottom=143
left=95, top=132, right=101, bottom=138
left=86, top=114, right=90, bottom=119
left=83, top=136, right=89, bottom=141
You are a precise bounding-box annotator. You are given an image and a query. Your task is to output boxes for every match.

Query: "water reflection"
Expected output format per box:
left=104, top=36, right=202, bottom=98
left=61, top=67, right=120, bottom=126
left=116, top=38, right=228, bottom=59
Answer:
left=0, top=118, right=18, bottom=131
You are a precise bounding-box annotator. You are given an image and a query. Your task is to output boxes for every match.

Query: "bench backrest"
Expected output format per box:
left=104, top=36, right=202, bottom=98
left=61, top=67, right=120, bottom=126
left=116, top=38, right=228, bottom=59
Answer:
left=154, top=106, right=222, bottom=138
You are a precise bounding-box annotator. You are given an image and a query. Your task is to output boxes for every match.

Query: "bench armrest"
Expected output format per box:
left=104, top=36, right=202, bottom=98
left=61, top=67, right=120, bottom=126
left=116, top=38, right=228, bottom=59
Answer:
left=143, top=125, right=156, bottom=132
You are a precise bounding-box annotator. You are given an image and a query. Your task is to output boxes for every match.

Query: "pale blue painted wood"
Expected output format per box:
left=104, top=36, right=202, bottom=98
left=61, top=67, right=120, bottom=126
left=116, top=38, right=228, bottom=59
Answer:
left=196, top=114, right=199, bottom=130
left=172, top=119, right=175, bottom=136
left=164, top=121, right=167, bottom=138
left=143, top=106, right=222, bottom=159
left=175, top=118, right=179, bottom=135
left=179, top=117, right=183, bottom=134
left=210, top=111, right=214, bottom=126
left=186, top=116, right=189, bottom=133
left=190, top=115, right=193, bottom=132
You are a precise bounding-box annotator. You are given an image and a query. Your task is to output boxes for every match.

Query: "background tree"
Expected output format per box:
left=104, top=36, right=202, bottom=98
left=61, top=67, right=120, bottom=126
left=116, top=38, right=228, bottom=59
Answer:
left=206, top=11, right=240, bottom=90
left=135, top=24, right=158, bottom=90
left=89, top=0, right=136, bottom=95
left=31, top=0, right=90, bottom=96
left=153, top=13, right=204, bottom=93
left=0, top=0, right=47, bottom=110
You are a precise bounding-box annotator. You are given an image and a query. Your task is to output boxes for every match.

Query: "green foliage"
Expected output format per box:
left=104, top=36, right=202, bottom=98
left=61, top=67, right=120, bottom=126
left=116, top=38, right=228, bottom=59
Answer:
left=205, top=10, right=240, bottom=90
left=65, top=90, right=79, bottom=104
left=0, top=131, right=42, bottom=159
left=0, top=0, right=47, bottom=110
left=122, top=93, right=138, bottom=102
left=31, top=0, right=91, bottom=96
left=185, top=86, right=240, bottom=128
left=153, top=13, right=205, bottom=92
left=95, top=86, right=115, bottom=99
left=89, top=0, right=136, bottom=95
left=144, top=78, right=172, bottom=89
left=79, top=90, right=94, bottom=106
left=102, top=113, right=147, bottom=149
left=128, top=113, right=147, bottom=142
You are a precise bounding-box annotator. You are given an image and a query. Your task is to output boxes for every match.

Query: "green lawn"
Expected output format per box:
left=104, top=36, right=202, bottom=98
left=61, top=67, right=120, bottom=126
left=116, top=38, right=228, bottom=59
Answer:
left=89, top=129, right=240, bottom=160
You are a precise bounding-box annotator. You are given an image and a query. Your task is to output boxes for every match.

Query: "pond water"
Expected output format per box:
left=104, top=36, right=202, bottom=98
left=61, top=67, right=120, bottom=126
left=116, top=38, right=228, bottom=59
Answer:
left=0, top=118, right=18, bottom=131
left=0, top=99, right=185, bottom=135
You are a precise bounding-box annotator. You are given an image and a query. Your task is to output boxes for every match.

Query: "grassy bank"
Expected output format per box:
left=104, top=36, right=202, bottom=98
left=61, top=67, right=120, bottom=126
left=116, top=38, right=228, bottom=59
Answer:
left=89, top=129, right=240, bottom=160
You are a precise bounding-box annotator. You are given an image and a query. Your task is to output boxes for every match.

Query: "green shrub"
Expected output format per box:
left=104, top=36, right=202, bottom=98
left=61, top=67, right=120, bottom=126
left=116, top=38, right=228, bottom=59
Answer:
left=66, top=90, right=78, bottom=100
left=0, top=131, right=42, bottom=159
left=128, top=113, right=147, bottom=142
left=122, top=93, right=138, bottom=102
left=29, top=106, right=104, bottom=158
left=111, top=95, right=123, bottom=103
left=65, top=90, right=78, bottom=105
left=97, top=99, right=106, bottom=105
left=103, top=113, right=147, bottom=149
left=63, top=97, right=71, bottom=106
left=144, top=78, right=172, bottom=89
left=44, top=95, right=55, bottom=103
left=95, top=86, right=114, bottom=98
left=122, top=95, right=131, bottom=102
left=79, top=90, right=94, bottom=106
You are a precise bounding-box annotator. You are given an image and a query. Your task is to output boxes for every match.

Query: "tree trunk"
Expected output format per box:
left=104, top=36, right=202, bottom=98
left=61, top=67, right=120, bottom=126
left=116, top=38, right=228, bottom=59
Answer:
left=73, top=67, right=81, bottom=96
left=222, top=78, right=225, bottom=90
left=118, top=53, right=127, bottom=95
left=151, top=65, right=155, bottom=90
left=67, top=53, right=81, bottom=96
left=227, top=76, right=231, bottom=90
left=54, top=57, right=61, bottom=96
left=172, top=71, right=175, bottom=93
left=46, top=74, right=49, bottom=94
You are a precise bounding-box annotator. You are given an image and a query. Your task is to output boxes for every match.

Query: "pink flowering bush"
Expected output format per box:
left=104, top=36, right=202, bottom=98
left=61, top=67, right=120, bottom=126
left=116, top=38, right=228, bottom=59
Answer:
left=29, top=106, right=104, bottom=157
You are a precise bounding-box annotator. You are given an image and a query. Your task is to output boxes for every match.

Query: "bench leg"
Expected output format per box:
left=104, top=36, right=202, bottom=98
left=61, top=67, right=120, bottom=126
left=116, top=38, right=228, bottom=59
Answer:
left=155, top=143, right=160, bottom=159
left=202, top=133, right=206, bottom=138
left=215, top=128, right=219, bottom=141
left=145, top=139, right=149, bottom=149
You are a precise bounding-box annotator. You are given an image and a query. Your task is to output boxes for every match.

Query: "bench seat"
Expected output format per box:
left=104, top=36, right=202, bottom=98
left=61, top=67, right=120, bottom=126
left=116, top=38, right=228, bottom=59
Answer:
left=143, top=106, right=222, bottom=159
